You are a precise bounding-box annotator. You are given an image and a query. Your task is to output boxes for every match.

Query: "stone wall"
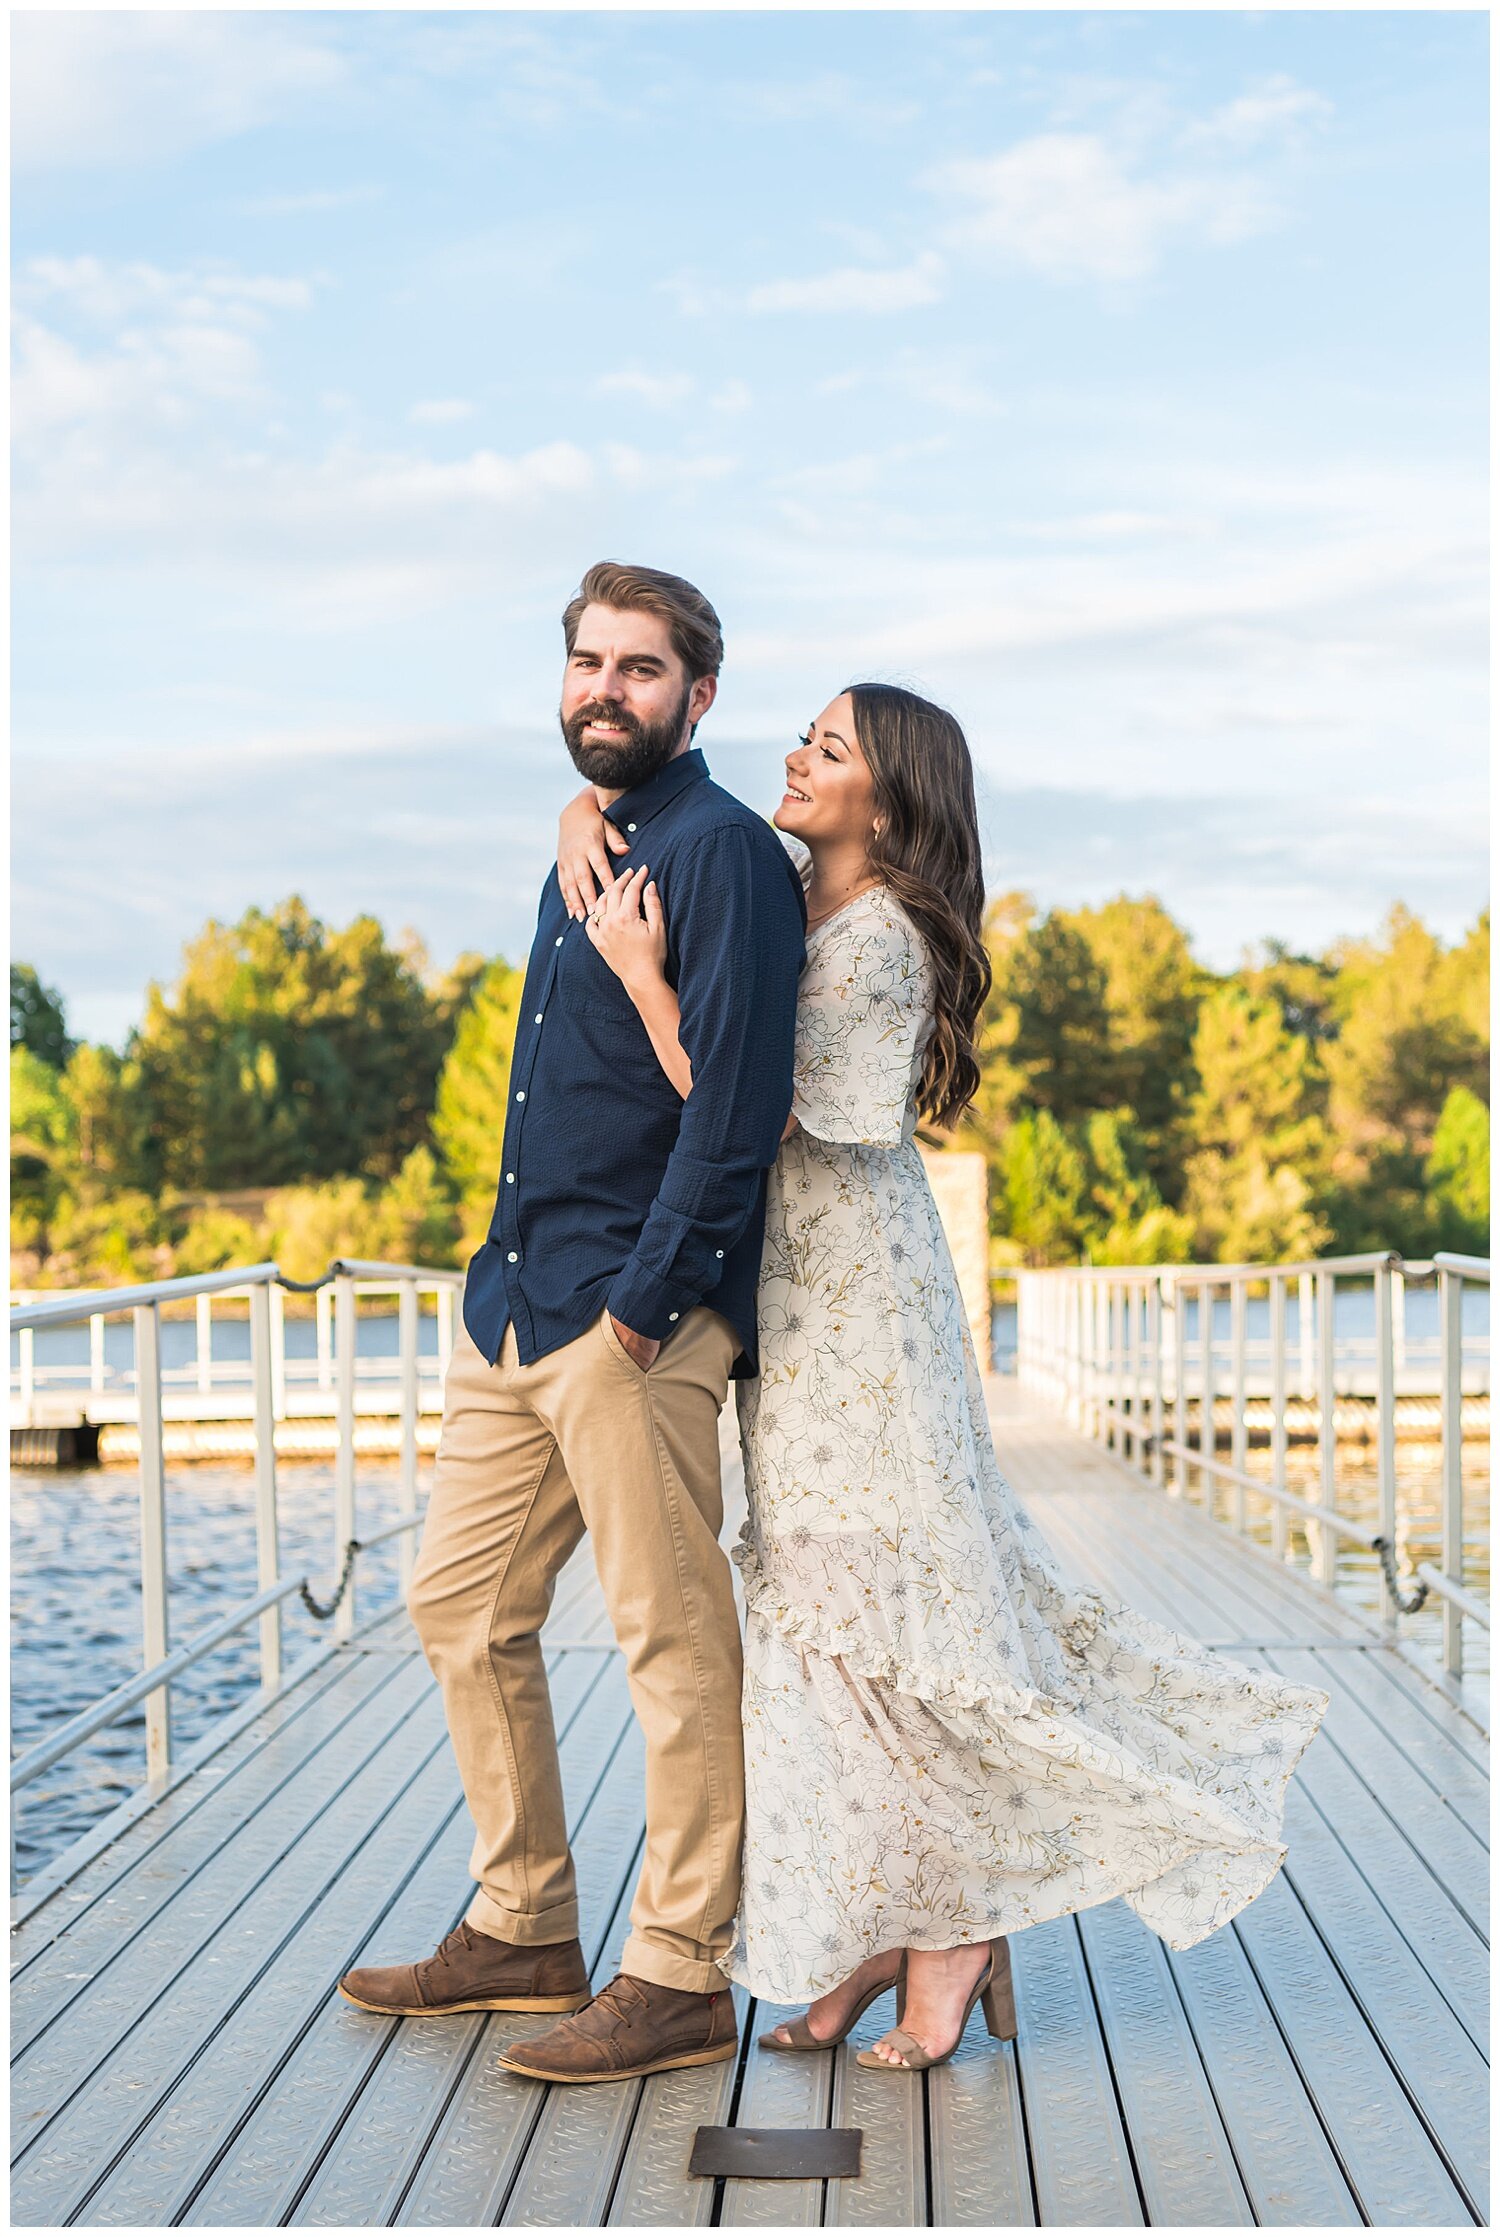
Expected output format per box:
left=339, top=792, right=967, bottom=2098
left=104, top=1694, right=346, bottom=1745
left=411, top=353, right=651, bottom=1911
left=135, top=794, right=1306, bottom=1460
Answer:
left=919, top=1147, right=992, bottom=1371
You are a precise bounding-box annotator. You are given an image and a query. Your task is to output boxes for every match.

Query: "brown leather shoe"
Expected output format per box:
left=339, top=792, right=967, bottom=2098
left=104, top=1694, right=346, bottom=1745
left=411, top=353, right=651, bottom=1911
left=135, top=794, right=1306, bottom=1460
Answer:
left=498, top=1972, right=738, bottom=2083
left=339, top=1920, right=590, bottom=2017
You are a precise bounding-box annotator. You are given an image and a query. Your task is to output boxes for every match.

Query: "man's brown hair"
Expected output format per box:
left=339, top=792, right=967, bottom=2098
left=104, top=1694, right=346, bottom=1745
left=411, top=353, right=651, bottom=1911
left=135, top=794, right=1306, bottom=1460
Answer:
left=561, top=561, right=724, bottom=682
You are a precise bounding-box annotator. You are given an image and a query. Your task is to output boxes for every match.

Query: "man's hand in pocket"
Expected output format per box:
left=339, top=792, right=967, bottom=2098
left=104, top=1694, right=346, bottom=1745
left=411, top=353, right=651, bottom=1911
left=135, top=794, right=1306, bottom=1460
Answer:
left=611, top=1316, right=662, bottom=1371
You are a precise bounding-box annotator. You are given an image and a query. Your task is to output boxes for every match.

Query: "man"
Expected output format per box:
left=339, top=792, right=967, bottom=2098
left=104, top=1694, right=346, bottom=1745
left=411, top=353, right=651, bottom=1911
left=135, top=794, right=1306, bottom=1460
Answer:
left=338, top=562, right=806, bottom=2084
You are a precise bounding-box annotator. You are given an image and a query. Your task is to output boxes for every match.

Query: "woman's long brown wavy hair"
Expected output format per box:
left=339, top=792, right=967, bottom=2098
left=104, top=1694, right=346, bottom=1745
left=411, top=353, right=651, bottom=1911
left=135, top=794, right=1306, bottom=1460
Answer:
left=847, top=682, right=992, bottom=1134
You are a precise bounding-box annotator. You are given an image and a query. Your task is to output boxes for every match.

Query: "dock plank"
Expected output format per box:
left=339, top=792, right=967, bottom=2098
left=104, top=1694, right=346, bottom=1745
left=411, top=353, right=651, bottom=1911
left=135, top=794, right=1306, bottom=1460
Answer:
left=1232, top=1872, right=1474, bottom=2225
left=927, top=2005, right=1034, bottom=2228
left=1076, top=1901, right=1253, bottom=2226
left=827, top=2001, right=927, bottom=2227
left=1271, top=1779, right=1489, bottom=2215
left=1164, top=1919, right=1361, bottom=2226
left=1011, top=1915, right=1143, bottom=2227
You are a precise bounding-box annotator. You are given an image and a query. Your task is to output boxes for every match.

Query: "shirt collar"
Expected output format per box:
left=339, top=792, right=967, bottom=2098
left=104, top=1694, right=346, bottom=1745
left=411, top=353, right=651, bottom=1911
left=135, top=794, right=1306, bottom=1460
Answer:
left=602, top=746, right=710, bottom=836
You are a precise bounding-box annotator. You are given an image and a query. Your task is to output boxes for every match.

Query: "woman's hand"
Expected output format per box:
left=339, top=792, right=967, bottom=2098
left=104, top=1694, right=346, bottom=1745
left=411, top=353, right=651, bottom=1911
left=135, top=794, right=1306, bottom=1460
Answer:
left=585, top=865, right=667, bottom=994
left=559, top=786, right=631, bottom=921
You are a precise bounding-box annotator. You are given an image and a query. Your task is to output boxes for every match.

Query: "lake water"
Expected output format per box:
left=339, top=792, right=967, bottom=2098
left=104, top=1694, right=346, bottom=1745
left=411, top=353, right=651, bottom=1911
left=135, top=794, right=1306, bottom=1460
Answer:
left=10, top=1294, right=1489, bottom=1885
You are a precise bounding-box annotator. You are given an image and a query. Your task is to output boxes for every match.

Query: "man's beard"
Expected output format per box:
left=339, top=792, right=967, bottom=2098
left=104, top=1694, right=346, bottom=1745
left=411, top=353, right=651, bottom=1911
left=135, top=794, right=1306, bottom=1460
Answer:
left=560, top=685, right=692, bottom=788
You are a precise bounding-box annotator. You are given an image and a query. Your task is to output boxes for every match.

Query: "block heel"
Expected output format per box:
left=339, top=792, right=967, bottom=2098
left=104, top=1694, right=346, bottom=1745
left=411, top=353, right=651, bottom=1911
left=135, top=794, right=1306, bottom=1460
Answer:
left=981, top=1938, right=1017, bottom=2040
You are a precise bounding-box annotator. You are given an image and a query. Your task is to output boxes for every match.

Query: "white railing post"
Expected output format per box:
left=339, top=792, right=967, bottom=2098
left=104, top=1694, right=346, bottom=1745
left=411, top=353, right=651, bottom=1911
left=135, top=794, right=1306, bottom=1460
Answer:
left=398, top=1279, right=420, bottom=1602
left=249, top=1280, right=282, bottom=1694
left=269, top=1281, right=287, bottom=1418
left=317, top=1283, right=334, bottom=1393
left=1298, top=1271, right=1315, bottom=1397
left=1199, top=1280, right=1215, bottom=1513
left=1230, top=1277, right=1247, bottom=1533
left=1374, top=1261, right=1398, bottom=1637
left=195, top=1292, right=213, bottom=1394
left=1149, top=1278, right=1165, bottom=1486
left=1392, top=1265, right=1407, bottom=1378
left=1439, top=1269, right=1465, bottom=1678
left=333, top=1272, right=358, bottom=1643
left=1064, top=1277, right=1078, bottom=1429
left=1132, top=1280, right=1147, bottom=1464
left=1269, top=1272, right=1288, bottom=1561
left=132, top=1303, right=172, bottom=1783
left=1315, top=1266, right=1338, bottom=1589
left=19, top=1325, right=35, bottom=1421
left=1172, top=1277, right=1188, bottom=1496
left=89, top=1312, right=105, bottom=1397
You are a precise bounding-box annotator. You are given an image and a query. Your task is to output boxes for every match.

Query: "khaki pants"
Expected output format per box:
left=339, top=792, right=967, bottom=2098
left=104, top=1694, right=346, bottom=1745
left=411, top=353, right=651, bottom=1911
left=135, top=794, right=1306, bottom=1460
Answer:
left=409, top=1303, right=745, bottom=1994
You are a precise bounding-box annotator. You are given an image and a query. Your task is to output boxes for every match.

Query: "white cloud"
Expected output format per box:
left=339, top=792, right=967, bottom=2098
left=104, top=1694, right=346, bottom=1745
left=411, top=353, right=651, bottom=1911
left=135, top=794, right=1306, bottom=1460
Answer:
left=747, top=252, right=946, bottom=315
left=18, top=256, right=314, bottom=327
left=11, top=257, right=317, bottom=444
left=409, top=398, right=476, bottom=425
left=12, top=13, right=346, bottom=172
left=927, top=133, right=1275, bottom=283
left=1182, top=75, right=1332, bottom=153
left=595, top=369, right=696, bottom=408
left=711, top=380, right=753, bottom=415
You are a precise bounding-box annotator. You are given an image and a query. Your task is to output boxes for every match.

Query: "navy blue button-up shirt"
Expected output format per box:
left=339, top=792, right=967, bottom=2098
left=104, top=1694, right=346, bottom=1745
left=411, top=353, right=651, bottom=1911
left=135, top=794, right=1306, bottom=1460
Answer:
left=462, top=748, right=807, bottom=1379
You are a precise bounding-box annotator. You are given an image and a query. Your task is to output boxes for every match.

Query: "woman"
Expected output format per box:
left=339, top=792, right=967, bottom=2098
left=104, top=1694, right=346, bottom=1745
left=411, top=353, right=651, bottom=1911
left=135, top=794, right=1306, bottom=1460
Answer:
left=557, top=683, right=1328, bottom=2072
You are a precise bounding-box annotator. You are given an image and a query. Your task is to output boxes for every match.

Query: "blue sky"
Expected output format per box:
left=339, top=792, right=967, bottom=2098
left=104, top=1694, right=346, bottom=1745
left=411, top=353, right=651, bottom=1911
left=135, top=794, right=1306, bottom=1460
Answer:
left=12, top=9, right=1488, bottom=1047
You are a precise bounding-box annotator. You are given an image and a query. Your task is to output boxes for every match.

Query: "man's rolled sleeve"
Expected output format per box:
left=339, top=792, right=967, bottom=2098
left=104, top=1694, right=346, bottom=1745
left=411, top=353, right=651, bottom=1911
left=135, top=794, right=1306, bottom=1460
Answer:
left=606, top=827, right=803, bottom=1338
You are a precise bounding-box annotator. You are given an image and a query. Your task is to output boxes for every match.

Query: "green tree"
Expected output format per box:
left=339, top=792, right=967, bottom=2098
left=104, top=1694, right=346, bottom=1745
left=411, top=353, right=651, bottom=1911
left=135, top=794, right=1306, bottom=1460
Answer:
left=1081, top=1109, right=1195, bottom=1265
left=1058, top=896, right=1205, bottom=1189
left=1425, top=1086, right=1489, bottom=1253
left=1238, top=939, right=1341, bottom=1044
left=125, top=897, right=452, bottom=1191
left=10, top=1046, right=74, bottom=1227
left=431, top=958, right=526, bottom=1244
left=987, top=914, right=1117, bottom=1124
left=1181, top=985, right=1331, bottom=1263
left=10, top=964, right=75, bottom=1069
left=1000, top=1108, right=1089, bottom=1263
left=1321, top=905, right=1488, bottom=1251
left=1000, top=1105, right=1191, bottom=1266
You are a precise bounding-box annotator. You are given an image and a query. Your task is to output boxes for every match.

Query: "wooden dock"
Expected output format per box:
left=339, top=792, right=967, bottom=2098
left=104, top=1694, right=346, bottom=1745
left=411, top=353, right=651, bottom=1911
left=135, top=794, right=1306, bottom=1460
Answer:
left=11, top=1379, right=1489, bottom=2227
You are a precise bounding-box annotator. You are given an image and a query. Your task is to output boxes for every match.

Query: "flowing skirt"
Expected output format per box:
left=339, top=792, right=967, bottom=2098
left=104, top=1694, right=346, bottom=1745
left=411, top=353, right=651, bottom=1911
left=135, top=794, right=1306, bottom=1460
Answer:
left=719, top=1131, right=1329, bottom=2002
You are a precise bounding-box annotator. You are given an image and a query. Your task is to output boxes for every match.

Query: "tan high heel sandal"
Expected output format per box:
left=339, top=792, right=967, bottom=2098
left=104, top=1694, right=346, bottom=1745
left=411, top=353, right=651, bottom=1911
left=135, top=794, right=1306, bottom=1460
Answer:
left=854, top=1938, right=1016, bottom=2071
left=758, top=1953, right=908, bottom=2052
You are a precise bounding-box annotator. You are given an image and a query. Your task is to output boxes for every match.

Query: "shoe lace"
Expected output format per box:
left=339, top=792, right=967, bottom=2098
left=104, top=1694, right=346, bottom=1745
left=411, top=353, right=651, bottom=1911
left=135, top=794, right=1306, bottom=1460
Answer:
left=591, top=1972, right=648, bottom=2015
left=434, top=1922, right=477, bottom=1970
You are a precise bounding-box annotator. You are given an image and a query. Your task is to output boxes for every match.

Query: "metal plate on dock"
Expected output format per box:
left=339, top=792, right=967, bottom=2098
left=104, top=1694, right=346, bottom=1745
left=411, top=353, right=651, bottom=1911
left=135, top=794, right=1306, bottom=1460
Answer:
left=689, top=2126, right=863, bottom=2180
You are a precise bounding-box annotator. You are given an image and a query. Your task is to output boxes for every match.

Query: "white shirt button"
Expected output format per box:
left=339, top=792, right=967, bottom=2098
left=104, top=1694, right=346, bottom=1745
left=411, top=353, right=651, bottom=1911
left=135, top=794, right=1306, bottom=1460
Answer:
left=715, top=1249, right=724, bottom=1259
left=507, top=1251, right=518, bottom=1263
left=534, top=1013, right=543, bottom=1024
left=627, top=822, right=637, bottom=832
left=668, top=1311, right=679, bottom=1322
left=515, top=1090, right=525, bottom=1102
left=505, top=1172, right=515, bottom=1184
left=554, top=935, right=564, bottom=947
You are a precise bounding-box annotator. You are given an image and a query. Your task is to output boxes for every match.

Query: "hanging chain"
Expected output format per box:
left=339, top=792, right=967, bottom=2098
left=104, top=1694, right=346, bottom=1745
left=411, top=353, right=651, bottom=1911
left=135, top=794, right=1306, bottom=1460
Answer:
left=300, top=1537, right=362, bottom=1622
left=1370, top=1535, right=1429, bottom=1614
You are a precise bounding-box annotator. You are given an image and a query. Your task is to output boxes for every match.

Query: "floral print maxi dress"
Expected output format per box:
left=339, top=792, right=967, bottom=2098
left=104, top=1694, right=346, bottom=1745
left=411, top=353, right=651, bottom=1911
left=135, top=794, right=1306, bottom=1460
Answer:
left=721, top=876, right=1329, bottom=2003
